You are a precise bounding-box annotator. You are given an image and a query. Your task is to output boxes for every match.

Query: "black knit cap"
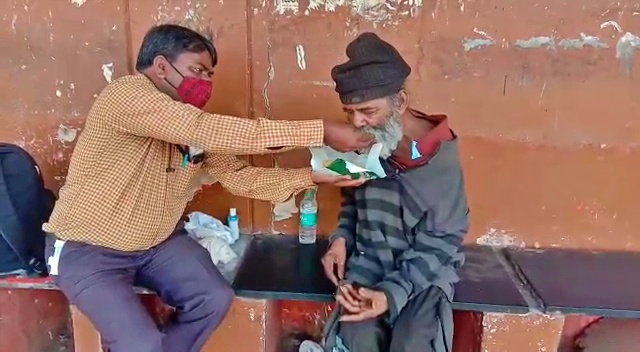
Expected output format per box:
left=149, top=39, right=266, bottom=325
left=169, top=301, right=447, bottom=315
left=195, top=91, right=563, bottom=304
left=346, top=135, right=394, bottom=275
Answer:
left=331, top=32, right=411, bottom=104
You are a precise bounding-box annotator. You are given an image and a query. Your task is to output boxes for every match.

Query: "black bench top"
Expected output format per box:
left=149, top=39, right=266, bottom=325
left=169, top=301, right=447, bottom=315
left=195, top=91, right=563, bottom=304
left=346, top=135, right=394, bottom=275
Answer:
left=232, top=235, right=529, bottom=314
left=509, top=248, right=640, bottom=318
left=232, top=235, right=640, bottom=318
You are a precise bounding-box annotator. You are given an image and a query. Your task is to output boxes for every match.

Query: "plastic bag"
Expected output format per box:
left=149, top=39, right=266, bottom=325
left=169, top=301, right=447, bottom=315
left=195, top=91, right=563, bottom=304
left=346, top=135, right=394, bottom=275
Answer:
left=310, top=143, right=386, bottom=180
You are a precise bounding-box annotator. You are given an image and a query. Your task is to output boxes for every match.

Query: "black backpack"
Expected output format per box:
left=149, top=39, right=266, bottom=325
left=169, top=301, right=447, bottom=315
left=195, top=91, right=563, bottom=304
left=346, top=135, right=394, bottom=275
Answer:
left=0, top=143, right=56, bottom=277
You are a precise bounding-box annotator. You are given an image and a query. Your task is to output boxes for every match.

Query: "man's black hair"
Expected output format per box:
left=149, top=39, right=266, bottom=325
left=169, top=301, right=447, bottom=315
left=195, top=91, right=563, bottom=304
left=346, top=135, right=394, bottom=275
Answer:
left=135, top=24, right=217, bottom=71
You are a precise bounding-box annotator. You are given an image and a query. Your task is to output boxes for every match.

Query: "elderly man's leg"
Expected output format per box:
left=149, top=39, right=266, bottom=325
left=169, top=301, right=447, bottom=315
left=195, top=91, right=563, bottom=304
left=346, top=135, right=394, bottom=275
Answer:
left=136, top=233, right=234, bottom=352
left=45, top=237, right=162, bottom=352
left=339, top=317, right=390, bottom=352
left=389, top=286, right=443, bottom=352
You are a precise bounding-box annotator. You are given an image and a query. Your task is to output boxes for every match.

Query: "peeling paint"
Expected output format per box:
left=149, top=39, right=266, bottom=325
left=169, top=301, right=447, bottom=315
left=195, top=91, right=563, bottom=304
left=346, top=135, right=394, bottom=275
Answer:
left=514, top=36, right=554, bottom=49
left=558, top=33, right=607, bottom=49
left=463, top=38, right=495, bottom=51
left=295, top=44, right=307, bottom=71
left=71, top=0, right=87, bottom=7
left=476, top=228, right=525, bottom=248
left=600, top=20, right=622, bottom=33
left=56, top=125, right=77, bottom=143
left=276, top=0, right=300, bottom=14
left=262, top=37, right=275, bottom=118
left=276, top=0, right=424, bottom=27
left=290, top=80, right=335, bottom=87
left=101, top=62, right=114, bottom=83
left=616, top=32, right=640, bottom=75
left=273, top=196, right=298, bottom=221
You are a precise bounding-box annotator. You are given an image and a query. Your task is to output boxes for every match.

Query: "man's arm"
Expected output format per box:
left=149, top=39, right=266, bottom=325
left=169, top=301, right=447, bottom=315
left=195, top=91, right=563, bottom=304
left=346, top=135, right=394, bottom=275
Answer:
left=328, top=188, right=357, bottom=250
left=203, top=153, right=315, bottom=203
left=101, top=77, right=323, bottom=155
left=373, top=185, right=469, bottom=322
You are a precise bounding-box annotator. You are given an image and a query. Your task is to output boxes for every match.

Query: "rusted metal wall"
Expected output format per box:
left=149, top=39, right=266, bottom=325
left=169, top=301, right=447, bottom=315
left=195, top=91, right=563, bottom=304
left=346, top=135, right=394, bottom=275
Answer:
left=1, top=0, right=639, bottom=351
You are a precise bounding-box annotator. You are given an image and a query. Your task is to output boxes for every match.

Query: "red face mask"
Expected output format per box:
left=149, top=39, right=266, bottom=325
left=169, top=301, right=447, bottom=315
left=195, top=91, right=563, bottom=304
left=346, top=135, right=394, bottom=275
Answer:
left=167, top=63, right=213, bottom=109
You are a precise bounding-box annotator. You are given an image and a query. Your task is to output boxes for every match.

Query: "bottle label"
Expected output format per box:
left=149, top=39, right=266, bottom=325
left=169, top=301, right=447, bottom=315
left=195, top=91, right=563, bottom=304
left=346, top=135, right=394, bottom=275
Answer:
left=300, top=212, right=317, bottom=227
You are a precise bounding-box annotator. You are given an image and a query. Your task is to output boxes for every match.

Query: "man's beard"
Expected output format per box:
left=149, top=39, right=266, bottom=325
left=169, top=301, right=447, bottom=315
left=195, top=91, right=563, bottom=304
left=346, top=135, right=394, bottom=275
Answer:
left=360, top=109, right=404, bottom=159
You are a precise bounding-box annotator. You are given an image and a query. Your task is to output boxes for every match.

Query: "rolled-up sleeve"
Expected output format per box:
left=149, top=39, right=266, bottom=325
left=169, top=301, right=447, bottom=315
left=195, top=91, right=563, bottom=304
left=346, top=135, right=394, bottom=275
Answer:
left=203, top=153, right=315, bottom=203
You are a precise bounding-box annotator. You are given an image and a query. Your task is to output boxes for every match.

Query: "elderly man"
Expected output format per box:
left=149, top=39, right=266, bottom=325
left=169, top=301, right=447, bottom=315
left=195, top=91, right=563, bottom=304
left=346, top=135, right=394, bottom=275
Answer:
left=321, top=33, right=470, bottom=352
left=43, top=24, right=369, bottom=352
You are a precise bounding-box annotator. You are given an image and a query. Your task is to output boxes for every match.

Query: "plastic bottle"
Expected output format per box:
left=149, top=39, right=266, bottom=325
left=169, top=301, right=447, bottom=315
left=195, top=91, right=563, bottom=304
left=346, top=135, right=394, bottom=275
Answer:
left=227, top=208, right=240, bottom=240
left=298, top=188, right=318, bottom=244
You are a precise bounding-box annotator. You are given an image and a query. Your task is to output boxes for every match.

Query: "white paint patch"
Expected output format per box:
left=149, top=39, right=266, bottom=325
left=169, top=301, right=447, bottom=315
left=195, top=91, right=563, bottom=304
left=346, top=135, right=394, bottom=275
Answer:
left=290, top=80, right=335, bottom=87
left=11, top=14, right=17, bottom=34
left=101, top=62, right=114, bottom=83
left=600, top=20, right=622, bottom=33
left=71, top=0, right=87, bottom=7
left=558, top=33, right=608, bottom=49
left=462, top=38, right=495, bottom=51
left=276, top=0, right=423, bottom=27
left=262, top=38, right=275, bottom=117
left=476, top=228, right=525, bottom=248
left=616, top=32, right=640, bottom=74
left=55, top=90, right=62, bottom=98
left=463, top=27, right=495, bottom=51
left=56, top=125, right=77, bottom=143
left=514, top=36, right=555, bottom=49
left=276, top=0, right=300, bottom=14
left=295, top=44, right=307, bottom=70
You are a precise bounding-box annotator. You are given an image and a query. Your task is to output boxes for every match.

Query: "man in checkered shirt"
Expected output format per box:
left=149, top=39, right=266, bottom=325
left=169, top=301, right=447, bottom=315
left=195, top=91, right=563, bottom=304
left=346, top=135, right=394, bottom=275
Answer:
left=42, top=24, right=371, bottom=352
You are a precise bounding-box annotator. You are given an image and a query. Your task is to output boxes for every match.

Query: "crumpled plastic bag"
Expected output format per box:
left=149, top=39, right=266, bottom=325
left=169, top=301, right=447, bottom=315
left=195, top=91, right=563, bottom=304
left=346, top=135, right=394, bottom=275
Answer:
left=184, top=212, right=238, bottom=265
left=299, top=340, right=324, bottom=352
left=310, top=143, right=386, bottom=180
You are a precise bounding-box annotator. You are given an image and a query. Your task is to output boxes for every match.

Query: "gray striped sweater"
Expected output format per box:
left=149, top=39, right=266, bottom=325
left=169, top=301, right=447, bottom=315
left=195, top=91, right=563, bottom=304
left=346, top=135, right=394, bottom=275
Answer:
left=323, top=139, right=469, bottom=351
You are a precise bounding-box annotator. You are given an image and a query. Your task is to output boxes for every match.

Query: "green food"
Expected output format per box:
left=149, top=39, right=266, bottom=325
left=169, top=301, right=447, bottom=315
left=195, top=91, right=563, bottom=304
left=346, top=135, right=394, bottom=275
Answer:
left=323, top=159, right=379, bottom=180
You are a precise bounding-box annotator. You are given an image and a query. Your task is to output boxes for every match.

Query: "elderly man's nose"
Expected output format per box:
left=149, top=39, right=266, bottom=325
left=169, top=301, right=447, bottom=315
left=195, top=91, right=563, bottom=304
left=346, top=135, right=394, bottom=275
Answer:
left=352, top=114, right=368, bottom=128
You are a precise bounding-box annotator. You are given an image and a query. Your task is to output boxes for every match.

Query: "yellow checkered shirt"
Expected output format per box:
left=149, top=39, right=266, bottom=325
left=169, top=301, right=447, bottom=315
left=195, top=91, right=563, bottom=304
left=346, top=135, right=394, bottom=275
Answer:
left=43, top=74, right=323, bottom=251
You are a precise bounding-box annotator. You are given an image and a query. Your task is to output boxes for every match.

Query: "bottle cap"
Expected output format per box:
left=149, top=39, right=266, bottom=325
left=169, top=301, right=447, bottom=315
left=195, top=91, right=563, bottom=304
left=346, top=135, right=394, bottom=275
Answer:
left=229, top=208, right=237, bottom=216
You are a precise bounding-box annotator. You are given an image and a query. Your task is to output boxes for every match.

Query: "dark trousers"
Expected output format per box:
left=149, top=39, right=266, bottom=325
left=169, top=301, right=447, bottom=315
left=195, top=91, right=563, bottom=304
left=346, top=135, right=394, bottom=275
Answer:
left=45, top=232, right=234, bottom=352
left=339, top=286, right=442, bottom=352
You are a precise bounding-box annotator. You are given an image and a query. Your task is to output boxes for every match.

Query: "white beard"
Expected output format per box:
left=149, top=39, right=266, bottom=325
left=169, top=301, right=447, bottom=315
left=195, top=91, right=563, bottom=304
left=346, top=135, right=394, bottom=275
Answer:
left=360, top=111, right=404, bottom=159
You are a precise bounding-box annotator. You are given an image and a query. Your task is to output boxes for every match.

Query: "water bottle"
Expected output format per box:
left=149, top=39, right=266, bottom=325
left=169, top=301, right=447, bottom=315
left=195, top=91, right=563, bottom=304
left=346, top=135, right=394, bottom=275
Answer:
left=227, top=208, right=240, bottom=241
left=299, top=188, right=318, bottom=244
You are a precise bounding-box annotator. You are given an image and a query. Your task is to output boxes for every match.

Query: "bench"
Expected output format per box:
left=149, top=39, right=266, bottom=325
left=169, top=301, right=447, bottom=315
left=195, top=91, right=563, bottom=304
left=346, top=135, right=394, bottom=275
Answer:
left=231, top=235, right=640, bottom=351
left=4, top=234, right=640, bottom=351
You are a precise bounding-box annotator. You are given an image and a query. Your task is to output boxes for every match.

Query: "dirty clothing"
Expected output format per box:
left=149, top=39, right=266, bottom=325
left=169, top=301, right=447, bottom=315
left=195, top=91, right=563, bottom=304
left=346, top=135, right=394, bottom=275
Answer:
left=323, top=113, right=469, bottom=352
left=43, top=74, right=321, bottom=251
left=45, top=230, right=232, bottom=352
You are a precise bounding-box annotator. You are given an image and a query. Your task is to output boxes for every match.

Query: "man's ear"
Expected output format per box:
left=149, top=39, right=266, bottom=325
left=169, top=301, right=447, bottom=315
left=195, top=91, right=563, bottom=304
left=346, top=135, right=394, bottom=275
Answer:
left=397, top=89, right=409, bottom=114
left=152, top=56, right=169, bottom=79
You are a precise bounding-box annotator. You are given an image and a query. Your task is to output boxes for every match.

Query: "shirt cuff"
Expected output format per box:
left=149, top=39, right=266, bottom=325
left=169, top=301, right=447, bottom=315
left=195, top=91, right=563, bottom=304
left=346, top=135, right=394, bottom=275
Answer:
left=294, top=120, right=324, bottom=148
left=288, top=167, right=315, bottom=194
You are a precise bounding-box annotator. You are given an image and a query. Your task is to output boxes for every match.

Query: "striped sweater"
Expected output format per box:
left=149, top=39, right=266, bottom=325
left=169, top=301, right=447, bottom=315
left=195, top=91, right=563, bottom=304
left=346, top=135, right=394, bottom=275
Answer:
left=323, top=138, right=469, bottom=351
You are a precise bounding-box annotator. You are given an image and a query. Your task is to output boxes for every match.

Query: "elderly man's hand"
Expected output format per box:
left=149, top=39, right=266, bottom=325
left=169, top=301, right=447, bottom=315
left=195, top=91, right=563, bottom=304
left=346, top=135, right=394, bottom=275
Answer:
left=323, top=121, right=374, bottom=152
left=321, top=238, right=347, bottom=285
left=339, top=287, right=388, bottom=322
left=311, top=172, right=366, bottom=188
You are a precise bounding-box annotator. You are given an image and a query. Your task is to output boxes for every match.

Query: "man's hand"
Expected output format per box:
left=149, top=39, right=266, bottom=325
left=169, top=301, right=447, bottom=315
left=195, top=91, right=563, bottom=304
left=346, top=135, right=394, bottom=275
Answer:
left=339, top=288, right=388, bottom=322
left=321, top=238, right=347, bottom=285
left=311, top=172, right=366, bottom=188
left=335, top=283, right=364, bottom=313
left=323, top=121, right=374, bottom=152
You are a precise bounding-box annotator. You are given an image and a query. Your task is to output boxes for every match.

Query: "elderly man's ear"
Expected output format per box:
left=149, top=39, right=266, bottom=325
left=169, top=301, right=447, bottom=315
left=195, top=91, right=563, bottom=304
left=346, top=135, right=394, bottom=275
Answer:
left=396, top=90, right=409, bottom=114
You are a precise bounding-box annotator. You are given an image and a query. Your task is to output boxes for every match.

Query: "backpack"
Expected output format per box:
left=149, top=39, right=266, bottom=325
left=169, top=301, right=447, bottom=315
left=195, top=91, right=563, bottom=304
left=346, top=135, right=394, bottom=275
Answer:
left=0, top=143, right=56, bottom=277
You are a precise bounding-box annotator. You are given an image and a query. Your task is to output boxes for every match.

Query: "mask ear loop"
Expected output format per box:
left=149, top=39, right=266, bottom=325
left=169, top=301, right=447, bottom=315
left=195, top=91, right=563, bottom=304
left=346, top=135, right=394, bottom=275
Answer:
left=162, top=57, right=185, bottom=91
